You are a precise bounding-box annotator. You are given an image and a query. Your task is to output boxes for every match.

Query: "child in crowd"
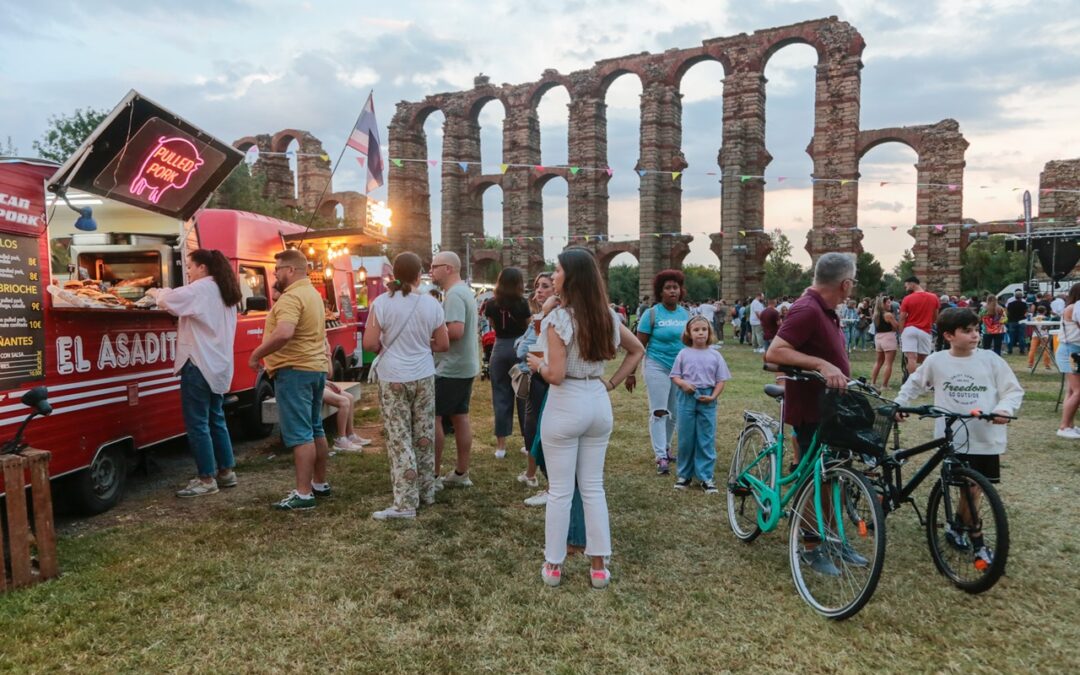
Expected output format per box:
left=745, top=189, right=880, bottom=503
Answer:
left=669, top=316, right=732, bottom=493
left=894, top=308, right=1024, bottom=567
left=1027, top=305, right=1054, bottom=370
left=323, top=340, right=370, bottom=452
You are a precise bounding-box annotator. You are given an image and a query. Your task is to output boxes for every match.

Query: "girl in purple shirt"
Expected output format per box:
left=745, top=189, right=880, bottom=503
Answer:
left=670, top=316, right=732, bottom=492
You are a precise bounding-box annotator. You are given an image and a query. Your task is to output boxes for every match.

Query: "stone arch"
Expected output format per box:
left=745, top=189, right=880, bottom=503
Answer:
left=536, top=172, right=569, bottom=276
left=856, top=129, right=924, bottom=160
left=469, top=178, right=504, bottom=243
left=526, top=71, right=574, bottom=110
left=855, top=140, right=919, bottom=282
left=471, top=249, right=501, bottom=284
left=270, top=129, right=306, bottom=154
left=234, top=136, right=260, bottom=152
left=317, top=198, right=343, bottom=224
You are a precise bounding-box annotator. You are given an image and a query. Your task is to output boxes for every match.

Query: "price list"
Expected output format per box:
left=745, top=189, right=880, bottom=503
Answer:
left=0, top=234, right=45, bottom=388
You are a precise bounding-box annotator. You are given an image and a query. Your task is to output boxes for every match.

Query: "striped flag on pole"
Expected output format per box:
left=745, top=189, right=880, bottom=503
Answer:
left=346, top=91, right=383, bottom=192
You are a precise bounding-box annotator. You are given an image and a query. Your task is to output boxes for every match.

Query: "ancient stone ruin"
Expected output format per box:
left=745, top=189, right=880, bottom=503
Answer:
left=232, top=130, right=370, bottom=230
left=387, top=16, right=973, bottom=296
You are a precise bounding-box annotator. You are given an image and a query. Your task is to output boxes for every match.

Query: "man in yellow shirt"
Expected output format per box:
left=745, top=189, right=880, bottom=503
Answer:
left=248, top=249, right=329, bottom=510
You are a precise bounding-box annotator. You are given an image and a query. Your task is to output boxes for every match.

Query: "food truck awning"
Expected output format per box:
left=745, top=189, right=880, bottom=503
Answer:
left=281, top=227, right=389, bottom=250
left=46, top=90, right=243, bottom=221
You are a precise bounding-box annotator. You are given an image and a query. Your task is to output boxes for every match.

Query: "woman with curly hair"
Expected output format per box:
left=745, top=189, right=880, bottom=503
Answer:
left=636, top=269, right=691, bottom=474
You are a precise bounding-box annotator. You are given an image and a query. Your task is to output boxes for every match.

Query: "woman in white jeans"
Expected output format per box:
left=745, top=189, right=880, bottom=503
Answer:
left=527, top=248, right=643, bottom=589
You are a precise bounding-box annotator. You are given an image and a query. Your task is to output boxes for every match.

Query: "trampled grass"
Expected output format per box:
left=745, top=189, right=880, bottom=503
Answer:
left=1, top=344, right=1078, bottom=672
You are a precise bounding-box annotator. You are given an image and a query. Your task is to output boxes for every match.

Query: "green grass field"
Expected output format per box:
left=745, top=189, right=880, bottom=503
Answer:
left=1, top=344, right=1078, bottom=672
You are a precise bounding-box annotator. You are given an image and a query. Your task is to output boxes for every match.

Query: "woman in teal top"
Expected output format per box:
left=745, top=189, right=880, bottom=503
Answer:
left=636, top=269, right=691, bottom=474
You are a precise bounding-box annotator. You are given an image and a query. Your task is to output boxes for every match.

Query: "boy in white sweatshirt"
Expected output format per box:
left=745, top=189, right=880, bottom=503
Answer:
left=895, top=308, right=1024, bottom=567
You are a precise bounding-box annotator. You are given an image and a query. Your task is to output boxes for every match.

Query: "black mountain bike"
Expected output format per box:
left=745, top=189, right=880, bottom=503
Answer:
left=858, top=403, right=1012, bottom=594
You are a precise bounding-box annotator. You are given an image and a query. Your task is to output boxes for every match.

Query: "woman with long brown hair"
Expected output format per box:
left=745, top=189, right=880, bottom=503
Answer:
left=148, top=249, right=243, bottom=498
left=1055, top=283, right=1080, bottom=438
left=485, top=266, right=531, bottom=458
left=527, top=248, right=644, bottom=589
left=870, top=295, right=899, bottom=388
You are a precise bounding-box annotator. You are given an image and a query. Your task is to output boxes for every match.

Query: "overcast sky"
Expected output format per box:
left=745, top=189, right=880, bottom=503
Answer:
left=2, top=0, right=1078, bottom=268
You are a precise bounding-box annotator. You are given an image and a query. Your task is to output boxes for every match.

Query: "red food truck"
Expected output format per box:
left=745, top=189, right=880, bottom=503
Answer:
left=0, top=91, right=375, bottom=513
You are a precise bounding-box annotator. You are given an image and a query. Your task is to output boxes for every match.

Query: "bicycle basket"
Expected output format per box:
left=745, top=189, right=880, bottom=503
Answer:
left=818, top=388, right=895, bottom=458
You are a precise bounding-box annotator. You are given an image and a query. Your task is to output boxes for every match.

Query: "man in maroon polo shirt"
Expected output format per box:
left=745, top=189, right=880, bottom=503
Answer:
left=764, top=253, right=858, bottom=577
left=765, top=252, right=854, bottom=452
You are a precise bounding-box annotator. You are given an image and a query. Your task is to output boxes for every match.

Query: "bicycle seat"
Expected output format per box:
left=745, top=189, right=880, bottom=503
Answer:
left=763, top=384, right=785, bottom=399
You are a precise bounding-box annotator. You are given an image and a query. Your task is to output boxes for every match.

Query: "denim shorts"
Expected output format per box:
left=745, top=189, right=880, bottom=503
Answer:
left=1055, top=343, right=1080, bottom=373
left=274, top=368, right=327, bottom=448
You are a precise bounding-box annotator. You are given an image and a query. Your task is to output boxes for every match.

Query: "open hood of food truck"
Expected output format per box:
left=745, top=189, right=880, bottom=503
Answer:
left=47, top=90, right=243, bottom=221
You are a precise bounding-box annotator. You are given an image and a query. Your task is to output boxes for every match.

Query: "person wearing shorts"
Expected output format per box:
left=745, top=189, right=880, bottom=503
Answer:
left=898, top=276, right=939, bottom=378
left=249, top=249, right=329, bottom=511
left=430, top=251, right=480, bottom=487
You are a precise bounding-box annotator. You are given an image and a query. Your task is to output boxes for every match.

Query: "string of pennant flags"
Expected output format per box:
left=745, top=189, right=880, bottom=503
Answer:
left=381, top=157, right=1080, bottom=196
left=462, top=217, right=1080, bottom=245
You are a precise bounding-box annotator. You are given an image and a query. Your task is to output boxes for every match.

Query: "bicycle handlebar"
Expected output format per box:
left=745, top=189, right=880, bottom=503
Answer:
left=894, top=404, right=1016, bottom=422
left=763, top=363, right=825, bottom=382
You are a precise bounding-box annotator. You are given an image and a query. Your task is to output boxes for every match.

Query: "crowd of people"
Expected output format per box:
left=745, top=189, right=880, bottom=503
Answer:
left=156, top=243, right=1053, bottom=588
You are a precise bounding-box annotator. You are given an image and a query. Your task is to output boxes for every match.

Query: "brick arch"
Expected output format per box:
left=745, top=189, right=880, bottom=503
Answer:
left=754, top=19, right=865, bottom=71
left=409, top=103, right=445, bottom=131
left=856, top=128, right=925, bottom=160
left=316, top=198, right=342, bottom=222
left=466, top=92, right=509, bottom=123
left=270, top=129, right=306, bottom=153
left=533, top=170, right=569, bottom=189
left=595, top=241, right=640, bottom=278
left=526, top=72, right=573, bottom=109
left=595, top=66, right=647, bottom=97
left=670, top=49, right=732, bottom=86
left=234, top=136, right=260, bottom=151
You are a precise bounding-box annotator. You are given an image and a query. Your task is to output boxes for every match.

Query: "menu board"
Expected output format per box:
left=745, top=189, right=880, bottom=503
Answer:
left=0, top=233, right=45, bottom=388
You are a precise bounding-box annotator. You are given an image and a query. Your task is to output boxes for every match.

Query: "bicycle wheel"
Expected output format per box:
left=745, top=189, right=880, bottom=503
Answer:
left=788, top=464, right=886, bottom=620
left=726, top=424, right=776, bottom=542
left=925, top=465, right=1009, bottom=593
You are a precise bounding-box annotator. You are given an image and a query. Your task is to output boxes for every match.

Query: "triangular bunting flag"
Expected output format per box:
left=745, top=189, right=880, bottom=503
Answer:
left=428, top=159, right=438, bottom=167
left=570, top=167, right=580, bottom=175
left=320, top=154, right=330, bottom=162
left=934, top=225, right=945, bottom=232
left=840, top=179, right=853, bottom=186
left=536, top=165, right=545, bottom=173
left=355, top=157, right=365, bottom=168
left=458, top=162, right=469, bottom=171
left=890, top=225, right=898, bottom=231
left=777, top=176, right=787, bottom=183
left=637, top=170, right=647, bottom=178
left=672, top=172, right=681, bottom=181
left=499, top=164, right=508, bottom=174
left=738, top=230, right=746, bottom=237
left=947, top=184, right=959, bottom=192
left=391, top=158, right=403, bottom=167
left=828, top=227, right=837, bottom=233
left=1041, top=188, right=1052, bottom=195
left=740, top=175, right=751, bottom=183
left=605, top=167, right=613, bottom=177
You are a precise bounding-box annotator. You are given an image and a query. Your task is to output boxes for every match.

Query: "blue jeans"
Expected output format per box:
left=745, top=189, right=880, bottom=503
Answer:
left=1006, top=322, right=1026, bottom=353
left=180, top=360, right=234, bottom=477
left=675, top=387, right=718, bottom=482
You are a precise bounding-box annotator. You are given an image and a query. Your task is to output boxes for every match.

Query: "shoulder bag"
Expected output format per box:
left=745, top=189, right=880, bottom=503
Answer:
left=367, top=294, right=422, bottom=384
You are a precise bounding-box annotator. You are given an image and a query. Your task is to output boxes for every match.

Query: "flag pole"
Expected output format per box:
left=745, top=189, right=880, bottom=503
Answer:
left=297, top=90, right=372, bottom=248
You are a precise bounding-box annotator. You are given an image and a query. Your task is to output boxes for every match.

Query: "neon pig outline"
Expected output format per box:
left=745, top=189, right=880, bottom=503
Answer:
left=129, top=136, right=205, bottom=204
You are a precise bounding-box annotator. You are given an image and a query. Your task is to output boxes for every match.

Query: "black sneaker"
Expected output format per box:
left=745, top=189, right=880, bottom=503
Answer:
left=673, top=477, right=692, bottom=490
left=311, top=482, right=332, bottom=497
left=657, top=459, right=670, bottom=475
left=702, top=480, right=719, bottom=494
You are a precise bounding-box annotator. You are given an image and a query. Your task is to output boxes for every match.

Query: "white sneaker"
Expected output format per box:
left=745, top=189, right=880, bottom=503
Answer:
left=1057, top=427, right=1080, bottom=439
left=333, top=437, right=363, bottom=452
left=176, top=477, right=219, bottom=498
left=442, top=471, right=473, bottom=488
left=347, top=434, right=372, bottom=447
left=524, top=490, right=548, bottom=507
left=517, top=471, right=539, bottom=488
left=434, top=476, right=444, bottom=492
left=372, top=506, right=416, bottom=521
left=494, top=449, right=507, bottom=459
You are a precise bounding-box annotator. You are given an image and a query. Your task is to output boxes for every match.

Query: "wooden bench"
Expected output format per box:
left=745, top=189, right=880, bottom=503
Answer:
left=261, top=381, right=362, bottom=425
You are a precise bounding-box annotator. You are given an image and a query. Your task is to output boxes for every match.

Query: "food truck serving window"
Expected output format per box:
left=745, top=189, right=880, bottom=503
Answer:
left=77, top=250, right=161, bottom=285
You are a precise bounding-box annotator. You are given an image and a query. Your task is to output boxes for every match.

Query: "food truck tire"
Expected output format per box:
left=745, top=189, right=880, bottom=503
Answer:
left=332, top=352, right=348, bottom=383
left=244, top=378, right=276, bottom=439
left=71, top=442, right=129, bottom=515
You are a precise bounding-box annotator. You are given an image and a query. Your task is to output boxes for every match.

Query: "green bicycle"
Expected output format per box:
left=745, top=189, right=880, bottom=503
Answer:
left=727, top=364, right=886, bottom=620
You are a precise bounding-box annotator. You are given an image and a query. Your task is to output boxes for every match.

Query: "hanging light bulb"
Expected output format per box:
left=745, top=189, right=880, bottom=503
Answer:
left=308, top=245, right=315, bottom=257
left=324, top=265, right=334, bottom=278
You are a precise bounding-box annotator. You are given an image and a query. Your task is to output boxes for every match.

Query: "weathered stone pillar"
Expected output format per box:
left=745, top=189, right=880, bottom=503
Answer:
left=441, top=100, right=483, bottom=261
left=387, top=104, right=432, bottom=262
left=1039, top=159, right=1080, bottom=222
left=252, top=133, right=295, bottom=205
left=502, top=88, right=544, bottom=277
left=296, top=135, right=332, bottom=213
left=910, top=120, right=968, bottom=295
left=567, top=88, right=610, bottom=241
left=637, top=80, right=687, bottom=300
left=719, top=70, right=769, bottom=300
left=806, top=33, right=864, bottom=265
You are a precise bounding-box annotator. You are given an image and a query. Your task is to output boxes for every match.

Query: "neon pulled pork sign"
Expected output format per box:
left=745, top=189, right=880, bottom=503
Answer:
left=47, top=91, right=242, bottom=220
left=129, top=136, right=206, bottom=205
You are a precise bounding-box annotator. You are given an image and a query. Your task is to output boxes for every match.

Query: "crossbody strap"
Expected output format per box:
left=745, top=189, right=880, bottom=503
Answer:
left=379, top=294, right=423, bottom=353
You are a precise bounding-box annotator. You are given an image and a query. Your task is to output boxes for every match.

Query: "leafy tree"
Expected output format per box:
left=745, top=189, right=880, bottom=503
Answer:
left=32, top=108, right=107, bottom=162
left=763, top=229, right=809, bottom=299
left=855, top=251, right=884, bottom=297
left=1, top=136, right=17, bottom=156
left=606, top=264, right=639, bottom=307
left=209, top=165, right=292, bottom=219
left=960, top=237, right=1027, bottom=297
left=683, top=264, right=721, bottom=303
left=884, top=250, right=915, bottom=298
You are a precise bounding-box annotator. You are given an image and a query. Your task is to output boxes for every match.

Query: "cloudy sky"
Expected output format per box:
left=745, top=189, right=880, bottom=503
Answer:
left=2, top=0, right=1078, bottom=268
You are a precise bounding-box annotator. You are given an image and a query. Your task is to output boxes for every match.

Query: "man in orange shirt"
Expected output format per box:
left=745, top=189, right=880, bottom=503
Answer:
left=898, top=276, right=940, bottom=378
